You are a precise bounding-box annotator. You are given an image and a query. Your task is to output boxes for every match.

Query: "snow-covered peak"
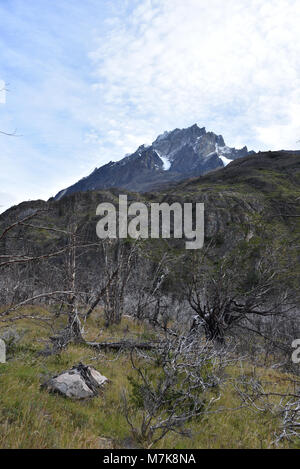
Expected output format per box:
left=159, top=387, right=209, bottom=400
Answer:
left=54, top=125, right=251, bottom=200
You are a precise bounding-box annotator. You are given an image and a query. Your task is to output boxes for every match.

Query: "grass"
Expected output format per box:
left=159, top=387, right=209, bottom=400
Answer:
left=0, top=306, right=299, bottom=449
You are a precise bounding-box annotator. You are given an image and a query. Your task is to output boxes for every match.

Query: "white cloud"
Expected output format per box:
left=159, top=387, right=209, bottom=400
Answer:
left=1, top=0, right=300, bottom=214
left=89, top=0, right=300, bottom=152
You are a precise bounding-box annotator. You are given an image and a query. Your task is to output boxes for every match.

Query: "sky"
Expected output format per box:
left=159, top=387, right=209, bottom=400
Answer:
left=1, top=0, right=300, bottom=213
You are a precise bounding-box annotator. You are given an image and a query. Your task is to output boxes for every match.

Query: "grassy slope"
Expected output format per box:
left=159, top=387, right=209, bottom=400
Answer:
left=1, top=151, right=300, bottom=448
left=0, top=306, right=299, bottom=449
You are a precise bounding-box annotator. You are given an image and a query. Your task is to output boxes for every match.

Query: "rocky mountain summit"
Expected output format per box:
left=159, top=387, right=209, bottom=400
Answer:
left=55, top=123, right=252, bottom=199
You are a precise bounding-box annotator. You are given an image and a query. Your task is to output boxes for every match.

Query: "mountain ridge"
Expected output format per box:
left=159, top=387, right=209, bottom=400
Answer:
left=54, top=123, right=252, bottom=200
left=2, top=150, right=299, bottom=261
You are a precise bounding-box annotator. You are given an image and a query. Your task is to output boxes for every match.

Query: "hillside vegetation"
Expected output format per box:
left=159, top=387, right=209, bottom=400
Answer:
left=0, top=307, right=299, bottom=449
left=0, top=151, right=300, bottom=449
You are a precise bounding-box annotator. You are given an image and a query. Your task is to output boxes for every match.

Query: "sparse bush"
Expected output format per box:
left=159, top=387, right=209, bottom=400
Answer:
left=122, top=333, right=230, bottom=448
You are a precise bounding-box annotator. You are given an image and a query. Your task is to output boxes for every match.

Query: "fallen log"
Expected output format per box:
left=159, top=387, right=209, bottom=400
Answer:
left=85, top=340, right=157, bottom=351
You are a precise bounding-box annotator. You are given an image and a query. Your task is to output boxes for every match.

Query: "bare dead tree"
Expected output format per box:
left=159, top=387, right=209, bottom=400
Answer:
left=234, top=370, right=300, bottom=445
left=125, top=243, right=185, bottom=340
left=129, top=250, right=170, bottom=321
left=182, top=234, right=298, bottom=345
left=100, top=238, right=138, bottom=327
left=0, top=212, right=78, bottom=349
left=122, top=332, right=232, bottom=448
left=277, top=397, right=300, bottom=443
left=64, top=225, right=83, bottom=343
left=0, top=211, right=160, bottom=353
left=0, top=212, right=90, bottom=343
left=0, top=129, right=18, bottom=136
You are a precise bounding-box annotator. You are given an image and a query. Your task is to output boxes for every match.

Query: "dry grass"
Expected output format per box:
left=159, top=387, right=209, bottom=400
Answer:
left=0, top=306, right=299, bottom=449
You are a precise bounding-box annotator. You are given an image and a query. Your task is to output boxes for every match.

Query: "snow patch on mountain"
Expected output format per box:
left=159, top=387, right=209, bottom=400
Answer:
left=219, top=154, right=233, bottom=166
left=56, top=188, right=67, bottom=201
left=215, top=144, right=233, bottom=166
left=155, top=150, right=171, bottom=170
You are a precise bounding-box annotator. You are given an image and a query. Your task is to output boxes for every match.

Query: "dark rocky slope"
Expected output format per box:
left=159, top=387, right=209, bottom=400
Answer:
left=2, top=150, right=299, bottom=250
left=54, top=124, right=252, bottom=200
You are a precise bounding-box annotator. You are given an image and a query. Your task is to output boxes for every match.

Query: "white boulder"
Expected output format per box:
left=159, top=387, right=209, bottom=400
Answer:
left=42, top=362, right=108, bottom=399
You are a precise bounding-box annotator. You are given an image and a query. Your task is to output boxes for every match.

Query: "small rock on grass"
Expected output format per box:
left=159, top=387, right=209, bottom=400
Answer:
left=41, top=362, right=108, bottom=399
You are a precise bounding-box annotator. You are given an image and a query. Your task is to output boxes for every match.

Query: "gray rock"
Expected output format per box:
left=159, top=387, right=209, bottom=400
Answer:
left=0, top=339, right=5, bottom=363
left=42, top=362, right=108, bottom=399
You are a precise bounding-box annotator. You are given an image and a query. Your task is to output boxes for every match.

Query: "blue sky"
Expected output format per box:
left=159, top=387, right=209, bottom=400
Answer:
left=1, top=0, right=300, bottom=212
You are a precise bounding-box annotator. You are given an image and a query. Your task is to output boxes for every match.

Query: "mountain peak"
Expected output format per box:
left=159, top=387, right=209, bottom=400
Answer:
left=54, top=125, right=252, bottom=200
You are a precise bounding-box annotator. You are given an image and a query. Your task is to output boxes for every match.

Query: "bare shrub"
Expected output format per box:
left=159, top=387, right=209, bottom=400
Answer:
left=122, top=332, right=232, bottom=448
